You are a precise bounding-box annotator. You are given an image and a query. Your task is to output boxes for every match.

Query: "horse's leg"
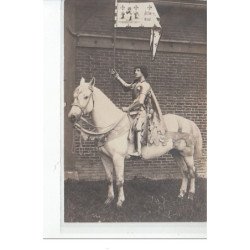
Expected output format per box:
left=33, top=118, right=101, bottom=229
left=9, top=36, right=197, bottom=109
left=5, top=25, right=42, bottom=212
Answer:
left=113, top=154, right=125, bottom=207
left=184, top=155, right=196, bottom=200
left=172, top=152, right=189, bottom=198
left=100, top=153, right=115, bottom=205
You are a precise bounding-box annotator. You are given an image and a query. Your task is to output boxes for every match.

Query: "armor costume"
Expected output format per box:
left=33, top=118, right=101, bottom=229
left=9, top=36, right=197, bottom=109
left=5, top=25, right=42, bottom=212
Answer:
left=125, top=80, right=167, bottom=146
left=111, top=66, right=167, bottom=156
left=122, top=80, right=150, bottom=137
left=126, top=81, right=151, bottom=112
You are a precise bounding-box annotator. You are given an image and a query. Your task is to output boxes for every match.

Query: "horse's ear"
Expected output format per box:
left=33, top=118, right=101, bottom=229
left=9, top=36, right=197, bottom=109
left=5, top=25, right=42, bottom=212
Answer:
left=90, top=77, right=95, bottom=87
left=80, top=77, right=85, bottom=85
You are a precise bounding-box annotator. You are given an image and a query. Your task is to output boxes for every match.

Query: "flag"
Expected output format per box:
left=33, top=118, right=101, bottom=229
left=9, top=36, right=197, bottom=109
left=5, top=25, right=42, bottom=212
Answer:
left=114, top=2, right=162, bottom=60
left=150, top=27, right=162, bottom=60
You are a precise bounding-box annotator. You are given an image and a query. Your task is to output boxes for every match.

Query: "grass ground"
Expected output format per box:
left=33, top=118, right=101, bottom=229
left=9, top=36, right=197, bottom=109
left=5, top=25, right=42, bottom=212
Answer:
left=64, top=178, right=206, bottom=222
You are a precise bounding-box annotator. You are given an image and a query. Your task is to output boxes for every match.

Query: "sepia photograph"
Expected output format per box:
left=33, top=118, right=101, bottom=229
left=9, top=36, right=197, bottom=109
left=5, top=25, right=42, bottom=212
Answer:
left=64, top=0, right=207, bottom=229
left=3, top=0, right=250, bottom=246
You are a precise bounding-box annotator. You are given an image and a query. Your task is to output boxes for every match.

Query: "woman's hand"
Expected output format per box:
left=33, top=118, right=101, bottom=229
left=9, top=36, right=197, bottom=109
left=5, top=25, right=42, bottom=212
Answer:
left=110, top=68, right=119, bottom=79
left=122, top=106, right=129, bottom=112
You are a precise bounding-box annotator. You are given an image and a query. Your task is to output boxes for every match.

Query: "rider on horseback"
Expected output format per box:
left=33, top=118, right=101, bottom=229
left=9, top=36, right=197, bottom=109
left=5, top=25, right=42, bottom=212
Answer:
left=111, top=66, right=165, bottom=157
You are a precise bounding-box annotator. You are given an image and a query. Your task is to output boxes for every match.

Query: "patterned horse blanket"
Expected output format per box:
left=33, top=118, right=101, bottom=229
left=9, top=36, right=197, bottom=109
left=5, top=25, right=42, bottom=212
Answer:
left=128, top=109, right=169, bottom=146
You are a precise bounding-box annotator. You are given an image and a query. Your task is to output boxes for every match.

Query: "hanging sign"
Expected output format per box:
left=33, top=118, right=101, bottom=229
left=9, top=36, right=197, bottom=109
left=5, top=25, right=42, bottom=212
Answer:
left=114, top=2, right=162, bottom=60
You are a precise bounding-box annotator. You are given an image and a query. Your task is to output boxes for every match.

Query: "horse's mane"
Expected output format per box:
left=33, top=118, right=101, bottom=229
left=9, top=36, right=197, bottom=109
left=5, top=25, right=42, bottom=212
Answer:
left=91, top=86, right=123, bottom=126
left=93, top=86, right=121, bottom=112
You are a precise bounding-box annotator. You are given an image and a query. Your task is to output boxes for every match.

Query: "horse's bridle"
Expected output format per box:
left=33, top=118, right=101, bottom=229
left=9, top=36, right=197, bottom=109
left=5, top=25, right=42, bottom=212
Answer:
left=71, top=87, right=94, bottom=115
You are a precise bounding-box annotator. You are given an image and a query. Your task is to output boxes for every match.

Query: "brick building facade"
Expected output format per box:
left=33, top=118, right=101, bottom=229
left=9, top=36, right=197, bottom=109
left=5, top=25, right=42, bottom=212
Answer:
left=64, top=0, right=207, bottom=180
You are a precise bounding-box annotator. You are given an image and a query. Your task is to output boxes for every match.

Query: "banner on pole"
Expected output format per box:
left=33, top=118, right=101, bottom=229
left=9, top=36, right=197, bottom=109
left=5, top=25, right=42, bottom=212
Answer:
left=114, top=2, right=162, bottom=60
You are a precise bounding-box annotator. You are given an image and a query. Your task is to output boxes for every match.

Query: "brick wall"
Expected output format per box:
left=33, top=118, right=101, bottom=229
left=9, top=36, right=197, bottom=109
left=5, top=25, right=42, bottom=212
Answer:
left=65, top=0, right=207, bottom=180
left=73, top=48, right=206, bottom=180
left=64, top=0, right=76, bottom=170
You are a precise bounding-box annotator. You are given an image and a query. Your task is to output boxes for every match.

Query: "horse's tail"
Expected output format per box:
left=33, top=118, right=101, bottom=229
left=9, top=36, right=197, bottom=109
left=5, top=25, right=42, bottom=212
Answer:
left=193, top=124, right=203, bottom=159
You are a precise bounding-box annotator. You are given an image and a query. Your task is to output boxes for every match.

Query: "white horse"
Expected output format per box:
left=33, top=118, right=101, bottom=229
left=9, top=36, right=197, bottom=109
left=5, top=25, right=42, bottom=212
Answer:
left=68, top=77, right=203, bottom=207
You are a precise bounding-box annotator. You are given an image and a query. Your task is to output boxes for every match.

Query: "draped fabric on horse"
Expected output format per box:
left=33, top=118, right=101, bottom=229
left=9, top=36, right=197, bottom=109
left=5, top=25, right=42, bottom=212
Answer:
left=147, top=89, right=169, bottom=145
left=129, top=88, right=169, bottom=146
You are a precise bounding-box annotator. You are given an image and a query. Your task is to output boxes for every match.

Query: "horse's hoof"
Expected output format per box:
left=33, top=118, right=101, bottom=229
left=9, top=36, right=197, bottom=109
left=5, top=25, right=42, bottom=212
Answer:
left=116, top=200, right=124, bottom=208
left=188, top=192, right=194, bottom=200
left=178, top=190, right=186, bottom=199
left=178, top=194, right=184, bottom=199
left=104, top=197, right=114, bottom=206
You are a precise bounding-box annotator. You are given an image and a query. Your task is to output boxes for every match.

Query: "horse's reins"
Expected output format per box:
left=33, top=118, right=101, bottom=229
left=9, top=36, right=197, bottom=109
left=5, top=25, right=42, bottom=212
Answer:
left=80, top=116, right=117, bottom=129
left=72, top=86, right=127, bottom=137
left=74, top=113, right=126, bottom=137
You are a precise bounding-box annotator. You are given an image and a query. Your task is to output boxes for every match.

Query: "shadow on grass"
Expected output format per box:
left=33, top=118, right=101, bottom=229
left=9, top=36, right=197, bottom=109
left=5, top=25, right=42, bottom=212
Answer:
left=64, top=178, right=206, bottom=222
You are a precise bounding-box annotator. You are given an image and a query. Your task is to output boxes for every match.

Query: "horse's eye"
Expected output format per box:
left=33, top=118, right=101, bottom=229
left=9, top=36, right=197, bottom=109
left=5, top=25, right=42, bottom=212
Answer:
left=84, top=96, right=89, bottom=100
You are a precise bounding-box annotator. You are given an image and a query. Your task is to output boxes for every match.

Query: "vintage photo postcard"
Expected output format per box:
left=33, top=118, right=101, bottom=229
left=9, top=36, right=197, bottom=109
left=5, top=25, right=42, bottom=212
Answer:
left=61, top=0, right=206, bottom=238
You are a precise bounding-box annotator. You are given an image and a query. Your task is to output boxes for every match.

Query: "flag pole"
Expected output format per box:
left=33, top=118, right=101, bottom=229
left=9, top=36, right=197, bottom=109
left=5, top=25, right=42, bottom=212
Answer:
left=113, top=0, right=118, bottom=69
left=113, top=0, right=118, bottom=97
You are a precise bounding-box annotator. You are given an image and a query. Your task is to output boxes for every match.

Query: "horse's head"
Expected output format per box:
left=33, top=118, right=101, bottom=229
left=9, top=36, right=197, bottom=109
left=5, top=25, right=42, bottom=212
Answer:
left=68, top=77, right=95, bottom=123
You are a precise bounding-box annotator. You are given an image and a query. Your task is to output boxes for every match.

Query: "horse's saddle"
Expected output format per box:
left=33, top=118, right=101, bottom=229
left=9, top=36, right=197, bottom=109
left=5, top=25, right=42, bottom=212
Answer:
left=128, top=110, right=170, bottom=147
